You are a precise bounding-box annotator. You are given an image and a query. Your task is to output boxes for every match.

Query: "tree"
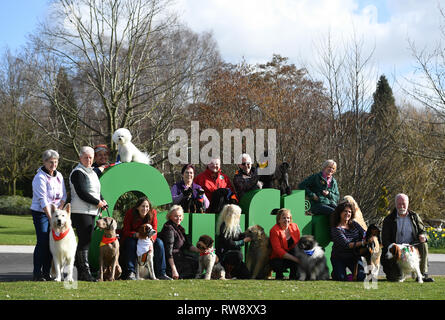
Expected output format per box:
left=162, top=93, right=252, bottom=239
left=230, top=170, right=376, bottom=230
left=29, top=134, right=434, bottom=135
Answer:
left=0, top=51, right=46, bottom=195
left=402, top=5, right=445, bottom=160
left=190, top=55, right=330, bottom=188
left=371, top=75, right=398, bottom=136
left=26, top=0, right=220, bottom=163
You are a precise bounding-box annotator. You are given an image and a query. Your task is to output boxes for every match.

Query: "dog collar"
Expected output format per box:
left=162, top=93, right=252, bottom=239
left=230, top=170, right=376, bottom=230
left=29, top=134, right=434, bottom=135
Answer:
left=304, top=249, right=315, bottom=256
left=52, top=228, right=70, bottom=241
left=100, top=235, right=117, bottom=247
left=200, top=248, right=216, bottom=256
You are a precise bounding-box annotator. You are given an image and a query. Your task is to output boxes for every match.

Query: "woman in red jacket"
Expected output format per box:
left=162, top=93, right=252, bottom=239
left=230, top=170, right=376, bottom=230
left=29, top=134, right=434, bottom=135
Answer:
left=269, top=208, right=301, bottom=280
left=121, top=197, right=171, bottom=280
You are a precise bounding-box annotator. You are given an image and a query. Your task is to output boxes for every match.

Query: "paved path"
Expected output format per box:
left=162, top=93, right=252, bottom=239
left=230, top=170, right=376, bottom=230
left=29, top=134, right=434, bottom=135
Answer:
left=1, top=246, right=444, bottom=282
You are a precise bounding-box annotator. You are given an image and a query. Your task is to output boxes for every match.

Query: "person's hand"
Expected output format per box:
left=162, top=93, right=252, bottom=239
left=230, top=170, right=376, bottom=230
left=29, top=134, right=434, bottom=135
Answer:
left=244, top=237, right=252, bottom=243
left=322, top=190, right=329, bottom=196
left=97, top=200, right=108, bottom=209
left=313, top=194, right=319, bottom=201
left=172, top=268, right=179, bottom=280
left=419, top=234, right=427, bottom=243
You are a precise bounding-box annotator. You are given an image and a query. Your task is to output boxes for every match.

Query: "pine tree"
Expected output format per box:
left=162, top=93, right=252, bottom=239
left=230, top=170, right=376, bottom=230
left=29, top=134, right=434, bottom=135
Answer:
left=371, top=75, right=398, bottom=135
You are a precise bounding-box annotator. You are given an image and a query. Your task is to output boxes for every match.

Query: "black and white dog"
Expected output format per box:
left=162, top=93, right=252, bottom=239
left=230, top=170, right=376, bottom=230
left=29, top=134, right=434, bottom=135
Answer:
left=180, top=188, right=206, bottom=213
left=295, top=235, right=330, bottom=280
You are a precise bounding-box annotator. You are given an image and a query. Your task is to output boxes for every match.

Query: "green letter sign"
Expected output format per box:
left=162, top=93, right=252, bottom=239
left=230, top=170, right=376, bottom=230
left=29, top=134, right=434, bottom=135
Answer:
left=89, top=163, right=332, bottom=272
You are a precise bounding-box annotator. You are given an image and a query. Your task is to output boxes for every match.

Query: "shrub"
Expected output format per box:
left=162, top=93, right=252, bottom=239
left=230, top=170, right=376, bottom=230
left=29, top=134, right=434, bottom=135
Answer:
left=426, top=227, right=445, bottom=249
left=0, top=195, right=32, bottom=215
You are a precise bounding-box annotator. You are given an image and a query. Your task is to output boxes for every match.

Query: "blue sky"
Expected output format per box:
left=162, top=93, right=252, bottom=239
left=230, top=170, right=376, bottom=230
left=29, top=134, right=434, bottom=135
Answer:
left=0, top=0, right=442, bottom=103
left=0, top=0, right=50, bottom=52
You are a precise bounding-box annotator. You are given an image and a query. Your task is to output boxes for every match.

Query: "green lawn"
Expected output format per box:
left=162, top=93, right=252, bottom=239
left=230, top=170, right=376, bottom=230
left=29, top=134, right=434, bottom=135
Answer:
left=0, top=214, right=36, bottom=245
left=0, top=214, right=444, bottom=301
left=0, top=277, right=444, bottom=300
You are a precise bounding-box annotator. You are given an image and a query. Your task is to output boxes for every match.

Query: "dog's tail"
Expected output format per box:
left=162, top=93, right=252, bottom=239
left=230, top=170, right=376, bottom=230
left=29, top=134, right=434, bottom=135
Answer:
left=143, top=152, right=152, bottom=165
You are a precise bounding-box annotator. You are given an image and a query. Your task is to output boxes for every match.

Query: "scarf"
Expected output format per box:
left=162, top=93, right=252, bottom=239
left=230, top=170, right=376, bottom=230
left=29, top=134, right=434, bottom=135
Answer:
left=52, top=228, right=70, bottom=241
left=200, top=247, right=216, bottom=256
left=100, top=235, right=117, bottom=247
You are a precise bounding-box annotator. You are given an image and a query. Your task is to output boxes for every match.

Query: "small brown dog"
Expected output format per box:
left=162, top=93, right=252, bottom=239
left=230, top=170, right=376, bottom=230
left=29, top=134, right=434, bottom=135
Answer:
left=136, top=223, right=157, bottom=280
left=245, top=225, right=272, bottom=279
left=196, top=235, right=225, bottom=280
left=96, top=217, right=122, bottom=281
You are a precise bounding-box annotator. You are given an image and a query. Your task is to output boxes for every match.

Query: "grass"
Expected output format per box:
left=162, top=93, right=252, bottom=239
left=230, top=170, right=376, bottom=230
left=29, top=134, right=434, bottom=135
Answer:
left=0, top=214, right=36, bottom=245
left=1, top=214, right=444, bottom=301
left=0, top=277, right=444, bottom=300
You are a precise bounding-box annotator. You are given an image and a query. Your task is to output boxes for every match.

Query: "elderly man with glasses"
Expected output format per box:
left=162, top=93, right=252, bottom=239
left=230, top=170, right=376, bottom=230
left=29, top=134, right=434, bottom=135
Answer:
left=233, top=153, right=263, bottom=201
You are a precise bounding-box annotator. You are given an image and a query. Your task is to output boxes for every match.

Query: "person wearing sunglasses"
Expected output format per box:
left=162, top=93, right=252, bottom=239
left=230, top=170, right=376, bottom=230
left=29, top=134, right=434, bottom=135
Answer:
left=233, top=153, right=263, bottom=201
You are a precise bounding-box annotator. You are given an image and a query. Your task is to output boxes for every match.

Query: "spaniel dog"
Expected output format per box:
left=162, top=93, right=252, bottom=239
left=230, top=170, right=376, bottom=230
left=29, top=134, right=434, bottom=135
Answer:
left=195, top=235, right=225, bottom=280
left=358, top=224, right=382, bottom=288
left=386, top=243, right=423, bottom=283
left=136, top=223, right=157, bottom=280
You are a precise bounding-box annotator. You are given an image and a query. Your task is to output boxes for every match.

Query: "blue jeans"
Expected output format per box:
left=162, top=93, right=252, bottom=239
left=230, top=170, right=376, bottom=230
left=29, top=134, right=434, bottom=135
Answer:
left=124, top=237, right=167, bottom=277
left=331, top=256, right=365, bottom=281
left=32, top=211, right=52, bottom=277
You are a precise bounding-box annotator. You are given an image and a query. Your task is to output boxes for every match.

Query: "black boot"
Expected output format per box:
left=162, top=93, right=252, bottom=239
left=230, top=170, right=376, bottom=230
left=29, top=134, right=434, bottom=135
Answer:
left=76, top=250, right=97, bottom=282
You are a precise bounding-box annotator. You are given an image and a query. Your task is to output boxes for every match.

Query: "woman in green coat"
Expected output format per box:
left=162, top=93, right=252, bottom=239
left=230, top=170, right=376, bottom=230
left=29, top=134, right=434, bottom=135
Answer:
left=298, top=160, right=339, bottom=215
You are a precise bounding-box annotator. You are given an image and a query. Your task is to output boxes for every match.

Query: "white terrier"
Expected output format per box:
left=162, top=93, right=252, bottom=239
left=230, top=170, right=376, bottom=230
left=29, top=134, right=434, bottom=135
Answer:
left=112, top=128, right=151, bottom=164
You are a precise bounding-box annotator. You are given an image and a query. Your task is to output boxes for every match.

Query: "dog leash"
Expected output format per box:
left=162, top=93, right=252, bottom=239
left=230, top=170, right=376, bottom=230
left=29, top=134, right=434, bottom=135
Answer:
left=94, top=205, right=111, bottom=231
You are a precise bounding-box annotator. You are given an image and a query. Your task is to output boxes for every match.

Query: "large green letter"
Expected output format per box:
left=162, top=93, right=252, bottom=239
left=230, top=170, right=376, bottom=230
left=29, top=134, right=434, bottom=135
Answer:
left=89, top=162, right=172, bottom=270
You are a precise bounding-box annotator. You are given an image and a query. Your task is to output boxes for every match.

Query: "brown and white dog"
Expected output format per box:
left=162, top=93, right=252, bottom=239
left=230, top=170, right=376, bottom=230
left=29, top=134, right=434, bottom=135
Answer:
left=96, top=217, right=122, bottom=281
left=386, top=243, right=423, bottom=283
left=49, top=204, right=77, bottom=282
left=136, top=223, right=157, bottom=280
left=359, top=224, right=382, bottom=287
left=196, top=235, right=225, bottom=280
left=245, top=225, right=272, bottom=279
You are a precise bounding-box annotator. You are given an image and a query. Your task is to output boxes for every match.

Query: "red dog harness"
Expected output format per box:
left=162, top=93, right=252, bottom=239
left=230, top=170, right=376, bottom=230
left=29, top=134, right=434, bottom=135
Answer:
left=52, top=229, right=70, bottom=241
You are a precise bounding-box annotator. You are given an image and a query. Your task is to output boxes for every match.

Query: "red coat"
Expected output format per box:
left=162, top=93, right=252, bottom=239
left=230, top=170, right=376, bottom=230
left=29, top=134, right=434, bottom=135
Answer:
left=121, top=208, right=158, bottom=242
left=194, top=168, right=235, bottom=202
left=269, top=223, right=301, bottom=259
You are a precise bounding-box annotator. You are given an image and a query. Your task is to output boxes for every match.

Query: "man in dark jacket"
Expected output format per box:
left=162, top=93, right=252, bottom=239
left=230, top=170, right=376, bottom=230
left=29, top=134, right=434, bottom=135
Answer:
left=381, top=193, right=433, bottom=282
left=233, top=153, right=262, bottom=201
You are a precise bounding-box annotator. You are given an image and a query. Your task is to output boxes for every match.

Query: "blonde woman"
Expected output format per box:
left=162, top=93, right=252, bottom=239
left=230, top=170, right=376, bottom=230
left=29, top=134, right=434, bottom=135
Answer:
left=158, top=205, right=199, bottom=279
left=216, top=204, right=251, bottom=279
left=269, top=208, right=301, bottom=280
left=343, top=195, right=367, bottom=231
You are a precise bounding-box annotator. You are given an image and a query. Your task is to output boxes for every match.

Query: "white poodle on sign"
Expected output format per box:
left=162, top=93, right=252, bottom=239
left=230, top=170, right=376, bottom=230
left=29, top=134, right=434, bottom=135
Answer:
left=112, top=128, right=151, bottom=164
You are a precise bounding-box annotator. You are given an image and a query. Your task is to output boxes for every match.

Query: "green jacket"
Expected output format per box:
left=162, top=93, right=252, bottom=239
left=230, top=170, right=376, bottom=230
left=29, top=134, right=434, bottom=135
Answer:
left=382, top=208, right=427, bottom=251
left=298, top=171, right=339, bottom=208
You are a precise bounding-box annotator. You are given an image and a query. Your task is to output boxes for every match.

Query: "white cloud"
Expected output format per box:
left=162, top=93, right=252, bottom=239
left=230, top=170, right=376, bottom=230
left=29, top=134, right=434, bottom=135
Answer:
left=174, top=0, right=443, bottom=106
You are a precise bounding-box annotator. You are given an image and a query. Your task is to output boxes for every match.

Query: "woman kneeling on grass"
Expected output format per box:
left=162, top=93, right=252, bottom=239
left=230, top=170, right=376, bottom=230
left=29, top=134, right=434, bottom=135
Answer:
left=216, top=204, right=251, bottom=279
left=158, top=205, right=199, bottom=279
left=121, top=197, right=171, bottom=280
left=330, top=201, right=368, bottom=281
left=269, top=208, right=301, bottom=280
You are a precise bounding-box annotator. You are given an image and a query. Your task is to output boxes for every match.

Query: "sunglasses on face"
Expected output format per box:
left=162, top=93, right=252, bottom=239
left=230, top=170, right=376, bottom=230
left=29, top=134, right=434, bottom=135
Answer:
left=241, top=162, right=251, bottom=166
